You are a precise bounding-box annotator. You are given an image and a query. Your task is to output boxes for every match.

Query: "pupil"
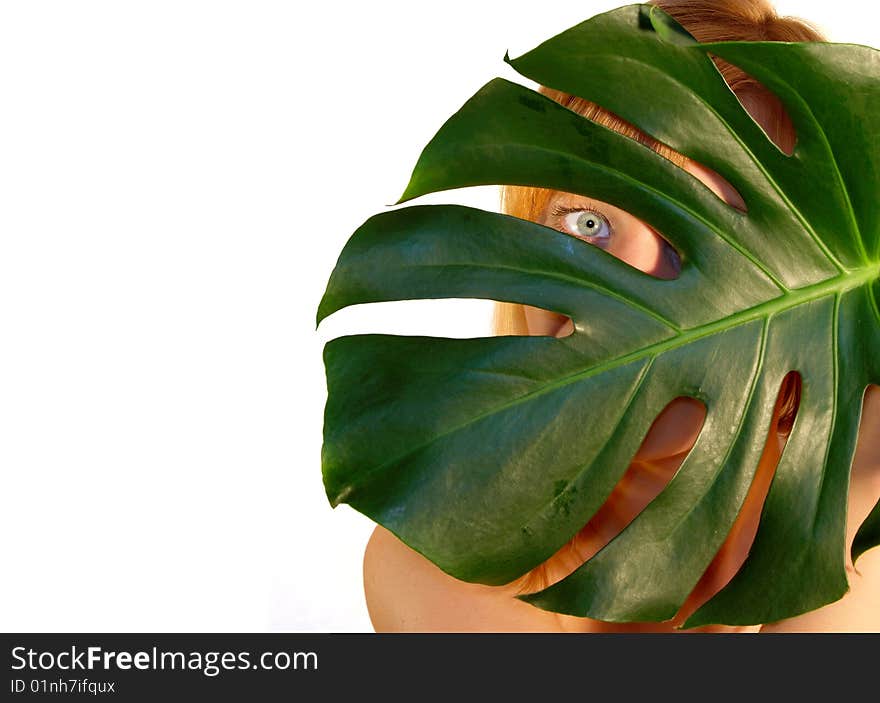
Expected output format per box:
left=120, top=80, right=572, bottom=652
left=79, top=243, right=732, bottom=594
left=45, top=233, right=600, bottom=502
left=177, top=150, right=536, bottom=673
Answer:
left=578, top=212, right=597, bottom=232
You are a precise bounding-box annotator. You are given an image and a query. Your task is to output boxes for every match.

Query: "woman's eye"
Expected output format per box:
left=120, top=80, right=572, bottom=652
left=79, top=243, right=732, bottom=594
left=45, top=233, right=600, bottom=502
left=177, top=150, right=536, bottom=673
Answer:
left=552, top=205, right=612, bottom=243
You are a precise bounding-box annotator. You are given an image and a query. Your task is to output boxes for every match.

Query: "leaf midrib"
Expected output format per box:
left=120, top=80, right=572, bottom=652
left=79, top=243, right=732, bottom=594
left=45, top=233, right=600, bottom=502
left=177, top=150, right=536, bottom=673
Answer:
left=411, top=260, right=681, bottom=332
left=333, top=264, right=879, bottom=506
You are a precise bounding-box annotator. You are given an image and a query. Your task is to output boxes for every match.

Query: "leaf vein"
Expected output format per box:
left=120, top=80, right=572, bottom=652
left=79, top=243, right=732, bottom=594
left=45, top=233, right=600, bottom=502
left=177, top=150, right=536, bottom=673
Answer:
left=809, top=292, right=841, bottom=534
left=335, top=266, right=877, bottom=504
left=580, top=54, right=847, bottom=274
left=655, top=314, right=770, bottom=547
left=519, top=355, right=657, bottom=535
left=410, top=261, right=681, bottom=332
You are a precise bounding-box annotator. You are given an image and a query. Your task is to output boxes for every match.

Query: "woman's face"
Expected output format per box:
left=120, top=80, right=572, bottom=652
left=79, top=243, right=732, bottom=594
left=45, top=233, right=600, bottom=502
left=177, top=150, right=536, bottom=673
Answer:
left=522, top=158, right=747, bottom=337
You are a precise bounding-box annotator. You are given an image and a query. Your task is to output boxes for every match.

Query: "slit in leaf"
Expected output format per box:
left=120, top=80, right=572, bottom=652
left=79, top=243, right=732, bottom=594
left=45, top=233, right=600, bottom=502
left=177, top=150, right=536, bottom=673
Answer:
left=707, top=53, right=798, bottom=157
left=319, top=298, right=497, bottom=340
left=673, top=371, right=800, bottom=628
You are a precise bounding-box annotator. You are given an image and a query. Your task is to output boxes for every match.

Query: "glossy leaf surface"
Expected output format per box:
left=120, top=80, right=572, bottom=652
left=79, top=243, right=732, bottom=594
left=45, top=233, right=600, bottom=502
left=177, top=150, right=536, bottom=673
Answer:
left=317, top=4, right=880, bottom=626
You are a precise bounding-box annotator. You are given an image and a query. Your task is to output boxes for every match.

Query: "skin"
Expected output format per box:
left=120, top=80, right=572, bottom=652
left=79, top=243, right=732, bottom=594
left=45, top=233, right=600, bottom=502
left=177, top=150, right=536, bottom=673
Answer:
left=363, top=150, right=880, bottom=634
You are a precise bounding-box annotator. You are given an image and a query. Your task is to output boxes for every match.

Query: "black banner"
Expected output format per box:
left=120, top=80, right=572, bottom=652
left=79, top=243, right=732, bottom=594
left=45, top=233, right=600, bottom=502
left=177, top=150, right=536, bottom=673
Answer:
left=1, top=633, right=873, bottom=700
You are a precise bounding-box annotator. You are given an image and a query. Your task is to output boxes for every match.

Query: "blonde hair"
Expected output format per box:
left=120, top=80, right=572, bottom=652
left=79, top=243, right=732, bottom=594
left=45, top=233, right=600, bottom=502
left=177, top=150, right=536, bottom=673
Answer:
left=494, top=0, right=825, bottom=434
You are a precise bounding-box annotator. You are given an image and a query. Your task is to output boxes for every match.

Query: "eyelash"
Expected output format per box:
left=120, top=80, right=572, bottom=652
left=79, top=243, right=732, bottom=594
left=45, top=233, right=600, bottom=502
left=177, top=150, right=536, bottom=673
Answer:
left=549, top=203, right=613, bottom=241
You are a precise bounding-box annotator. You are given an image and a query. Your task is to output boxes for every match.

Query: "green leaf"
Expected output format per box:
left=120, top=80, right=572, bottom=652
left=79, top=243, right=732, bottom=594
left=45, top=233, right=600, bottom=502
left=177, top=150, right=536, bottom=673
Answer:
left=317, top=3, right=880, bottom=626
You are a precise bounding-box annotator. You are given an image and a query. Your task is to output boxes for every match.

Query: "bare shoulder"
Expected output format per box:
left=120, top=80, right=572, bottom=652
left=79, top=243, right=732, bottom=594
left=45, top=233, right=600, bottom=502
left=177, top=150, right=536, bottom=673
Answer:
left=363, top=525, right=563, bottom=632
left=856, top=384, right=880, bottom=471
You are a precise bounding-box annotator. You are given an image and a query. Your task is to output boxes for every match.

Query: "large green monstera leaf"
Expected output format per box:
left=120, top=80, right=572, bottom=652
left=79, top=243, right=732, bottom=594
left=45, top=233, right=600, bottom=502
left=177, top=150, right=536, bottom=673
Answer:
left=317, top=4, right=880, bottom=627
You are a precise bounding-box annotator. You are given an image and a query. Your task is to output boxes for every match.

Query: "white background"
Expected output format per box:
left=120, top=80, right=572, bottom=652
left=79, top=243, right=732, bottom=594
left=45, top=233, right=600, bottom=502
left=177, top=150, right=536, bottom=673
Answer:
left=0, top=1, right=876, bottom=632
